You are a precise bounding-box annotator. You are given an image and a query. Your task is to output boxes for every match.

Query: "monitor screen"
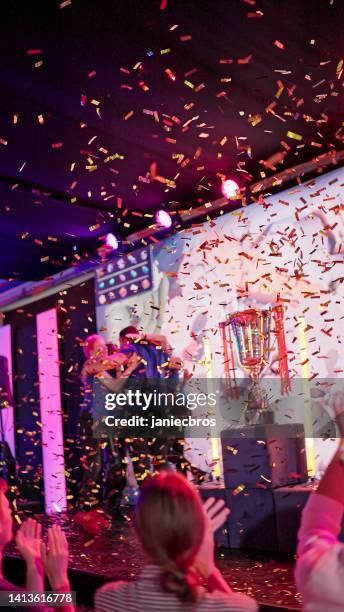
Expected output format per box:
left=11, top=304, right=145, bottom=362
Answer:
left=95, top=247, right=153, bottom=306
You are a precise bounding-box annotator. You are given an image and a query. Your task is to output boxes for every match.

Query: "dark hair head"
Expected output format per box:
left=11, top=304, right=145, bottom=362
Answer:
left=106, top=342, right=118, bottom=355
left=135, top=471, right=205, bottom=602
left=119, top=325, right=138, bottom=339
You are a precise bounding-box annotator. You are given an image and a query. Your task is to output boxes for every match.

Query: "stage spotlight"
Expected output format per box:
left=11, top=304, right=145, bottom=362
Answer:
left=105, top=233, right=119, bottom=250
left=221, top=179, right=240, bottom=199
left=155, top=209, right=172, bottom=228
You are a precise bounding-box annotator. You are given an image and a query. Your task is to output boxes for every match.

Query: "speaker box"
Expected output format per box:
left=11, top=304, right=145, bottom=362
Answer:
left=225, top=487, right=278, bottom=552
left=274, top=483, right=344, bottom=554
left=198, top=482, right=230, bottom=548
left=221, top=423, right=308, bottom=489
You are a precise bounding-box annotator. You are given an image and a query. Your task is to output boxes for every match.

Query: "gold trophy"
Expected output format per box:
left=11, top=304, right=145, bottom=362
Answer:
left=220, top=306, right=290, bottom=425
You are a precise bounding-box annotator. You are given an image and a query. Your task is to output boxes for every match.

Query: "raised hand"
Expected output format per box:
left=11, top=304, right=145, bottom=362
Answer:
left=40, top=524, right=69, bottom=590
left=193, top=497, right=230, bottom=578
left=16, top=518, right=42, bottom=567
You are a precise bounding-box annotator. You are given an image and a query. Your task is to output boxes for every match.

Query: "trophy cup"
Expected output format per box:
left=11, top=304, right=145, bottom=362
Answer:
left=220, top=306, right=290, bottom=425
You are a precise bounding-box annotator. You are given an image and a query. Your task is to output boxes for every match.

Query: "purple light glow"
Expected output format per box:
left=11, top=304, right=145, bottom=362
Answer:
left=156, top=209, right=172, bottom=228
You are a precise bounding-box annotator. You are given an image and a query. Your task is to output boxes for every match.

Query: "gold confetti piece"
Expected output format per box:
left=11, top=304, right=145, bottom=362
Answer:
left=124, top=110, right=134, bottom=120
left=160, top=48, right=171, bottom=55
left=286, top=131, right=303, bottom=141
left=248, top=113, right=262, bottom=126
left=60, top=0, right=72, bottom=7
left=84, top=538, right=96, bottom=547
left=184, top=80, right=194, bottom=89
left=232, top=484, right=246, bottom=496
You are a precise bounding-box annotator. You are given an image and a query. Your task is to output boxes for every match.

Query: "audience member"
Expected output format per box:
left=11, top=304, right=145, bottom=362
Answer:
left=295, top=392, right=344, bottom=611
left=0, top=479, right=74, bottom=612
left=94, top=471, right=258, bottom=611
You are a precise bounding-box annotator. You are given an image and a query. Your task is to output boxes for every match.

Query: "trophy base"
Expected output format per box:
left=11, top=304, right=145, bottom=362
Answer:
left=244, top=379, right=274, bottom=425
left=244, top=407, right=275, bottom=426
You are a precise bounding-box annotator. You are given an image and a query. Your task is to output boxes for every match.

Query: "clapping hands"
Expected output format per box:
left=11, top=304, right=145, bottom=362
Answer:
left=41, top=524, right=69, bottom=590
left=16, top=520, right=70, bottom=591
left=16, top=518, right=43, bottom=568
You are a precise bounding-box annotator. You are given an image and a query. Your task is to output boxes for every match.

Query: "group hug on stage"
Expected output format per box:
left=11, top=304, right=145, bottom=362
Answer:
left=74, top=326, right=194, bottom=535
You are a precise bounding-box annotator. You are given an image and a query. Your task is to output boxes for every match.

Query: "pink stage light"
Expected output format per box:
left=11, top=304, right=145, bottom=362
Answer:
left=0, top=325, right=15, bottom=459
left=37, top=308, right=67, bottom=513
left=156, top=209, right=172, bottom=228
left=105, top=233, right=119, bottom=250
left=221, top=179, right=240, bottom=199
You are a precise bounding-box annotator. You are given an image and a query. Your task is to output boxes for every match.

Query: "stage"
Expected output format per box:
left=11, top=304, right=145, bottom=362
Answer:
left=4, top=511, right=300, bottom=612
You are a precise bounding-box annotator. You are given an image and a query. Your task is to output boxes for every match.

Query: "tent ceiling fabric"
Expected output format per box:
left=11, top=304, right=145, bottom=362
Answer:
left=0, top=0, right=342, bottom=281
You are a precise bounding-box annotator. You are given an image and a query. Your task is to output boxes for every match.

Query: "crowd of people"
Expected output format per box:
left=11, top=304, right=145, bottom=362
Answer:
left=1, top=328, right=344, bottom=610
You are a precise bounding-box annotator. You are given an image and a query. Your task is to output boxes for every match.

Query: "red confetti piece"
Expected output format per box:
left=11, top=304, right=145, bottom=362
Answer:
left=165, top=68, right=176, bottom=81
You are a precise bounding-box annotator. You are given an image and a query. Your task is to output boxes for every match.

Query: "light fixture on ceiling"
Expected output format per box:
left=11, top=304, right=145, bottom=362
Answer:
left=105, top=233, right=119, bottom=250
left=221, top=178, right=240, bottom=199
left=155, top=209, right=172, bottom=228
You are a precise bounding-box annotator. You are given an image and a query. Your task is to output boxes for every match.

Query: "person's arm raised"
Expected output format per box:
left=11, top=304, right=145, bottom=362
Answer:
left=16, top=519, right=45, bottom=595
left=295, top=390, right=344, bottom=600
left=192, top=498, right=258, bottom=609
left=41, top=525, right=75, bottom=612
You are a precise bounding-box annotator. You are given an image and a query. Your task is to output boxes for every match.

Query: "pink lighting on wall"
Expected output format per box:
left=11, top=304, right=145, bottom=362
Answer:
left=0, top=325, right=15, bottom=458
left=36, top=308, right=67, bottom=513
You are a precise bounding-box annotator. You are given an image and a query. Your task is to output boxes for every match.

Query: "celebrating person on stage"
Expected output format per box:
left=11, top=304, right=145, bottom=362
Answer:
left=75, top=329, right=191, bottom=534
left=75, top=334, right=136, bottom=535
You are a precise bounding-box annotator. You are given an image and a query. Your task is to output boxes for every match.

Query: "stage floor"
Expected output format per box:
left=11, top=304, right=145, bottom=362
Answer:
left=4, top=512, right=301, bottom=611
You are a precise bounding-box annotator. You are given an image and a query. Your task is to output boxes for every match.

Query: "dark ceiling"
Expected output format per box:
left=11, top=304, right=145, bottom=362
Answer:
left=0, top=0, right=343, bottom=283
